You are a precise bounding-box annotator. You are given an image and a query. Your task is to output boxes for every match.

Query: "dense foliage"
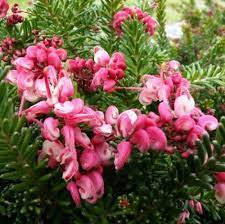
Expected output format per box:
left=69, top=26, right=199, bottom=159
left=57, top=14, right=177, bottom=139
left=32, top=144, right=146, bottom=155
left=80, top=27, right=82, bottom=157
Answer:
left=0, top=0, right=225, bottom=223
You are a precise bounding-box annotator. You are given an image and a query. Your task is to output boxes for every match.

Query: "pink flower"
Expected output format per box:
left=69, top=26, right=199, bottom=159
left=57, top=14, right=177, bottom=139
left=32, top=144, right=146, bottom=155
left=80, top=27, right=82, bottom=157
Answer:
left=58, top=148, right=79, bottom=181
left=177, top=210, right=190, bottom=224
left=130, top=129, right=150, bottom=152
left=105, top=105, right=119, bottom=125
left=80, top=149, right=100, bottom=170
left=174, top=95, right=195, bottom=117
left=61, top=125, right=75, bottom=150
left=94, top=123, right=112, bottom=137
left=41, top=140, right=64, bottom=168
left=110, top=52, right=127, bottom=70
left=66, top=181, right=81, bottom=207
left=13, top=57, right=34, bottom=70
left=41, top=117, right=60, bottom=141
left=0, top=0, right=9, bottom=18
left=16, top=70, right=34, bottom=91
left=198, top=115, right=218, bottom=131
left=187, top=125, right=208, bottom=146
left=94, top=47, right=110, bottom=66
left=145, top=126, right=167, bottom=151
left=48, top=52, right=61, bottom=70
left=88, top=171, right=104, bottom=199
left=76, top=175, right=97, bottom=203
left=56, top=77, right=74, bottom=102
left=167, top=60, right=180, bottom=71
left=54, top=101, right=76, bottom=117
left=195, top=201, right=203, bottom=215
left=74, top=127, right=93, bottom=150
left=117, top=110, right=138, bottom=137
left=215, top=183, right=225, bottom=204
left=114, top=141, right=132, bottom=170
left=175, top=115, right=195, bottom=132
left=25, top=101, right=51, bottom=121
left=95, top=141, right=113, bottom=165
left=158, top=102, right=173, bottom=123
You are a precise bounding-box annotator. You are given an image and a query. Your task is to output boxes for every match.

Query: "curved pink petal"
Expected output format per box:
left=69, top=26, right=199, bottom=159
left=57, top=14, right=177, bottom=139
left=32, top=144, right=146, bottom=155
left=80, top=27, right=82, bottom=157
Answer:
left=67, top=181, right=81, bottom=207
left=114, top=141, right=132, bottom=170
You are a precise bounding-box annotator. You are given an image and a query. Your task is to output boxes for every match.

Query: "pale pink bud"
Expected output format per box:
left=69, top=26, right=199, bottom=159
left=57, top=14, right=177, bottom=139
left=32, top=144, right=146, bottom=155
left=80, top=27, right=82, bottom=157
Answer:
left=177, top=210, right=190, bottom=224
left=114, top=141, right=132, bottom=170
left=103, top=79, right=116, bottom=92
left=174, top=95, right=195, bottom=117
left=198, top=115, right=218, bottom=131
left=167, top=60, right=180, bottom=71
left=94, top=47, right=110, bottom=66
left=56, top=48, right=67, bottom=61
left=66, top=181, right=81, bottom=207
left=105, top=105, right=119, bottom=125
left=117, top=110, right=138, bottom=137
left=94, top=123, right=112, bottom=137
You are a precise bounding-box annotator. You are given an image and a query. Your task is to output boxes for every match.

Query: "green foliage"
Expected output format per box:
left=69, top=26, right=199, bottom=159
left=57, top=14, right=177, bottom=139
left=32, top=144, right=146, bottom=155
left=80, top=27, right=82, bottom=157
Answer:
left=183, top=62, right=225, bottom=90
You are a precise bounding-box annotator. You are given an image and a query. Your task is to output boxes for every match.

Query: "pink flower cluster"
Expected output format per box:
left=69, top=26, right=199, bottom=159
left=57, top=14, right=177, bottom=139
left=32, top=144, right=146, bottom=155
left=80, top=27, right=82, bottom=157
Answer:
left=112, top=7, right=157, bottom=36
left=6, top=43, right=123, bottom=206
left=6, top=41, right=219, bottom=207
left=0, top=0, right=9, bottom=18
left=137, top=60, right=218, bottom=157
left=69, top=47, right=126, bottom=92
left=215, top=172, right=225, bottom=204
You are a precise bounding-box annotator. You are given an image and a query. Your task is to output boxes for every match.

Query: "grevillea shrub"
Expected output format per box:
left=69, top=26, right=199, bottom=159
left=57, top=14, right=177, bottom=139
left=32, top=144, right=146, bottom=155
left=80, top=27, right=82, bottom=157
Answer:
left=1, top=0, right=225, bottom=223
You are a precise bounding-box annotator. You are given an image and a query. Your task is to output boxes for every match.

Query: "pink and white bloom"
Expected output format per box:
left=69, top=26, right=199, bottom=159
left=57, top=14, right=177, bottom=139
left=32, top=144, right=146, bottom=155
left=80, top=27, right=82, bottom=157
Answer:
left=58, top=147, right=79, bottom=181
left=41, top=117, right=60, bottom=141
left=105, top=105, right=119, bottom=125
left=94, top=47, right=110, bottom=66
left=117, top=110, right=138, bottom=137
left=114, top=141, right=132, bottom=170
left=198, top=115, right=218, bottom=131
left=174, top=95, right=195, bottom=117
